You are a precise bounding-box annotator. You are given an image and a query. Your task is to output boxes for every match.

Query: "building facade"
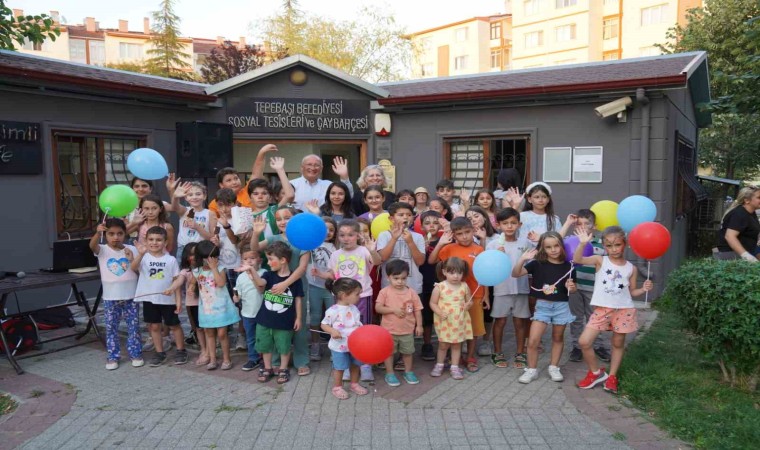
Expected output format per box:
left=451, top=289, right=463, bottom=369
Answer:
left=410, top=0, right=703, bottom=75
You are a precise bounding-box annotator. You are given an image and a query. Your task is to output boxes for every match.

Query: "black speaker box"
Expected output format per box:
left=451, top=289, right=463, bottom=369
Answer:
left=176, top=122, right=233, bottom=178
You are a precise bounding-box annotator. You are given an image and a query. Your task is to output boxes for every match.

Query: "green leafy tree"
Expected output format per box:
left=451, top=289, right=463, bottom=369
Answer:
left=145, top=0, right=193, bottom=80
left=257, top=2, right=416, bottom=82
left=659, top=0, right=760, bottom=180
left=0, top=0, right=60, bottom=50
left=200, top=41, right=266, bottom=84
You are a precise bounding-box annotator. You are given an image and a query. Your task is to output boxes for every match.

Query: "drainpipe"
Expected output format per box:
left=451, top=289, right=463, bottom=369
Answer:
left=637, top=88, right=650, bottom=196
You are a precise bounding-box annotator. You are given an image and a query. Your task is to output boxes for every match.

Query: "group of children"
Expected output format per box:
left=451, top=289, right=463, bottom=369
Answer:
left=92, top=148, right=653, bottom=399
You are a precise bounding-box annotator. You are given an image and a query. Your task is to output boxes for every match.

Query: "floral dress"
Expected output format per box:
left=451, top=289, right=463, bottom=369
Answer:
left=433, top=281, right=473, bottom=343
left=192, top=267, right=239, bottom=328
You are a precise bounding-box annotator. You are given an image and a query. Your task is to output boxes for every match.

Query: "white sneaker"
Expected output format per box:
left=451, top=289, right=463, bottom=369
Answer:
left=131, top=358, right=145, bottom=368
left=477, top=340, right=493, bottom=356
left=360, top=364, right=374, bottom=382
left=106, top=360, right=119, bottom=370
left=548, top=365, right=564, bottom=382
left=518, top=368, right=539, bottom=384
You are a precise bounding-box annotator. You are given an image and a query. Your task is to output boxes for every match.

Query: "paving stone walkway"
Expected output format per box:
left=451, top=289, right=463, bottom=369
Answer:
left=1, top=303, right=685, bottom=449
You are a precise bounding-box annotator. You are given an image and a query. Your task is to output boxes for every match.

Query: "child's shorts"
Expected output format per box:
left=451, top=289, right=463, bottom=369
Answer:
left=142, top=302, right=180, bottom=326
left=331, top=350, right=363, bottom=371
left=587, top=307, right=638, bottom=334
left=255, top=325, right=293, bottom=355
left=491, top=294, right=530, bottom=319
left=531, top=300, right=575, bottom=325
left=391, top=334, right=415, bottom=355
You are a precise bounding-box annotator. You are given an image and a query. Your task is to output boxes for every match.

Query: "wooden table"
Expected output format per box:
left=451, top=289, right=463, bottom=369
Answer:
left=0, top=271, right=104, bottom=374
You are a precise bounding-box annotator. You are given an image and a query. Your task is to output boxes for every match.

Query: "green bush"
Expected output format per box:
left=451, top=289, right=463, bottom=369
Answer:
left=662, top=259, right=760, bottom=390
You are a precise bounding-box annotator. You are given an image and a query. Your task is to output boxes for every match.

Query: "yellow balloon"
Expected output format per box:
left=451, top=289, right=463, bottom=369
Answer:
left=370, top=212, right=393, bottom=239
left=590, top=200, right=620, bottom=230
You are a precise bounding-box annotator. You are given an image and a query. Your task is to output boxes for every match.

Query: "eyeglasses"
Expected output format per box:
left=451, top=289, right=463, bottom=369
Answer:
left=303, top=163, right=322, bottom=168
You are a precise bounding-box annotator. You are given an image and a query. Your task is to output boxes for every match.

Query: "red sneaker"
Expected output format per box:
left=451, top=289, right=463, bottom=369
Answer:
left=604, top=374, right=619, bottom=394
left=577, top=367, right=609, bottom=389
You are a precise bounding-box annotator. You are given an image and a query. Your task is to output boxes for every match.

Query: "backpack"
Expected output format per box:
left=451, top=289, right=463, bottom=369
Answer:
left=0, top=318, right=38, bottom=354
left=30, top=307, right=75, bottom=330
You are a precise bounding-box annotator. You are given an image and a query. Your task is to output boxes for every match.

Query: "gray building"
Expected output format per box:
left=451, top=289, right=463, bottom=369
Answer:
left=0, top=50, right=709, bottom=306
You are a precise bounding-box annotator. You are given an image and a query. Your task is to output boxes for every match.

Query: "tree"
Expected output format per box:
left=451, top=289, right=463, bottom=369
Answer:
left=0, top=0, right=60, bottom=50
left=659, top=0, right=760, bottom=180
left=200, top=41, right=266, bottom=84
left=256, top=3, right=416, bottom=83
left=145, top=0, right=193, bottom=80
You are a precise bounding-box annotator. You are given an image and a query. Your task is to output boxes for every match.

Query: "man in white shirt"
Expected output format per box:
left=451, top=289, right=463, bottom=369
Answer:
left=290, top=154, right=354, bottom=210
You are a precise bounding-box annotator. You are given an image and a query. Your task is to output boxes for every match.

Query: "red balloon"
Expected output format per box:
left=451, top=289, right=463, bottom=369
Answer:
left=629, top=222, right=671, bottom=259
left=348, top=325, right=394, bottom=364
left=413, top=215, right=423, bottom=234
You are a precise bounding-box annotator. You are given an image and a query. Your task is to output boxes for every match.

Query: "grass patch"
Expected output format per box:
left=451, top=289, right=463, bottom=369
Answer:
left=0, top=393, right=17, bottom=415
left=612, top=432, right=626, bottom=441
left=621, top=311, right=760, bottom=449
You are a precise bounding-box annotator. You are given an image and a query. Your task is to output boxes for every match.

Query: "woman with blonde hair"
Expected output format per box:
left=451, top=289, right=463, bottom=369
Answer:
left=714, top=185, right=760, bottom=262
left=350, top=164, right=395, bottom=216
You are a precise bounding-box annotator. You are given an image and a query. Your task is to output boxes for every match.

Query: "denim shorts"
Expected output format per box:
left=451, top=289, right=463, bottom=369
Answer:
left=531, top=300, right=575, bottom=325
left=331, top=350, right=363, bottom=371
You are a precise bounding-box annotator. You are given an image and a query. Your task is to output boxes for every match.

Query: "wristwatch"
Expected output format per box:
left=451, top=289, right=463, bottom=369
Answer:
left=222, top=224, right=232, bottom=229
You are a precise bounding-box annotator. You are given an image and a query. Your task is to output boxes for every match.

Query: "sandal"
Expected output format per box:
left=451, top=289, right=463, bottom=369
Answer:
left=349, top=383, right=368, bottom=396
left=206, top=361, right=218, bottom=371
left=277, top=369, right=291, bottom=384
left=297, top=366, right=311, bottom=376
left=491, top=353, right=508, bottom=368
left=331, top=386, right=349, bottom=400
left=465, top=358, right=480, bottom=373
left=195, top=356, right=210, bottom=366
left=257, top=367, right=273, bottom=383
left=513, top=353, right=527, bottom=369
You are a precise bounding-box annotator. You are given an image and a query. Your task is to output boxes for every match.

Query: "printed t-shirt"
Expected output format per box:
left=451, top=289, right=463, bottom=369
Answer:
left=575, top=236, right=606, bottom=292
left=177, top=208, right=211, bottom=246
left=519, top=211, right=562, bottom=237
left=591, top=257, right=635, bottom=309
left=438, top=243, right=484, bottom=299
left=321, top=304, right=362, bottom=352
left=328, top=247, right=374, bottom=298
left=236, top=269, right=266, bottom=318
left=524, top=260, right=576, bottom=302
left=376, top=286, right=423, bottom=335
left=134, top=253, right=180, bottom=305
left=487, top=235, right=531, bottom=296
left=96, top=244, right=138, bottom=301
left=307, top=242, right=336, bottom=288
left=256, top=271, right=304, bottom=330
left=376, top=230, right=426, bottom=293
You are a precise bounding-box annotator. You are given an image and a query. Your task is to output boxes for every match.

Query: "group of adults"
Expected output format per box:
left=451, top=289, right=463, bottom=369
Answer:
left=715, top=185, right=760, bottom=262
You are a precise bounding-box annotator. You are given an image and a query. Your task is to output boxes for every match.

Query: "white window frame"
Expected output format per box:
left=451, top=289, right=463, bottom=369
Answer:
left=555, top=0, right=577, bottom=8
left=490, top=22, right=502, bottom=40
left=542, top=147, right=572, bottom=183
left=554, top=24, right=576, bottom=42
left=524, top=31, right=543, bottom=48
left=524, top=0, right=540, bottom=16
left=641, top=4, right=668, bottom=26
left=454, top=55, right=468, bottom=70
left=119, top=42, right=143, bottom=60
left=603, top=18, right=619, bottom=40
left=490, top=50, right=502, bottom=69
left=69, top=39, right=87, bottom=63
left=88, top=40, right=106, bottom=66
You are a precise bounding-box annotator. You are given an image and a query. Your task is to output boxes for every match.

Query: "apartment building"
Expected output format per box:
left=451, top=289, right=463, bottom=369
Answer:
left=12, top=9, right=242, bottom=74
left=410, top=14, right=511, bottom=78
left=410, top=0, right=702, bottom=76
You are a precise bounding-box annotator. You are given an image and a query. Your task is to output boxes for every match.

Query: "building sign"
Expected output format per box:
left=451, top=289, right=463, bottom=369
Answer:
left=0, top=121, right=43, bottom=175
left=227, top=98, right=370, bottom=135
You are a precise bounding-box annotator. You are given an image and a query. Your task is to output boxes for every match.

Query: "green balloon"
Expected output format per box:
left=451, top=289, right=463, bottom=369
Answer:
left=99, top=185, right=139, bottom=217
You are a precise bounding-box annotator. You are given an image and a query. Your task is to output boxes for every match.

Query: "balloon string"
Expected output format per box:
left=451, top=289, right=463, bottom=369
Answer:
left=467, top=285, right=482, bottom=303
left=645, top=260, right=651, bottom=305
left=529, top=263, right=575, bottom=292
left=100, top=207, right=111, bottom=245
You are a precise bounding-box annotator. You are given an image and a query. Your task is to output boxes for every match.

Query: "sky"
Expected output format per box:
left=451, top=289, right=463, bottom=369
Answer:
left=11, top=0, right=507, bottom=40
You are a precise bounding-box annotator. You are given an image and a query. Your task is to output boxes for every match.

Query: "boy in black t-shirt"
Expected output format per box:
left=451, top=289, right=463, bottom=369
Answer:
left=252, top=241, right=304, bottom=384
left=418, top=211, right=443, bottom=360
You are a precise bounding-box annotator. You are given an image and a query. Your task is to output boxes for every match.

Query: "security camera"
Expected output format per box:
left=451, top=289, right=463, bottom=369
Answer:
left=594, top=96, right=633, bottom=118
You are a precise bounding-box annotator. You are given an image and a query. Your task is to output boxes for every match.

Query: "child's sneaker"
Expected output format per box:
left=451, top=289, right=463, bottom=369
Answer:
left=578, top=368, right=608, bottom=389
left=106, top=360, right=119, bottom=370
left=149, top=352, right=167, bottom=367
left=242, top=359, right=261, bottom=371
left=421, top=344, right=436, bottom=361
left=450, top=365, right=464, bottom=380
left=403, top=371, right=420, bottom=385
left=518, top=368, right=539, bottom=384
left=595, top=347, right=611, bottom=362
left=173, top=349, right=189, bottom=365
left=360, top=364, right=374, bottom=382
left=430, top=363, right=444, bottom=377
left=569, top=347, right=583, bottom=362
left=309, top=343, right=322, bottom=361
left=548, top=365, right=564, bottom=382
left=603, top=374, right=619, bottom=394
left=131, top=358, right=145, bottom=368
left=384, top=373, right=401, bottom=387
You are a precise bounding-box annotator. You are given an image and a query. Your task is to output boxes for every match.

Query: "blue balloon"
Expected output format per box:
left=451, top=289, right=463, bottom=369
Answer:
left=127, top=148, right=169, bottom=180
left=472, top=250, right=512, bottom=287
left=617, top=195, right=657, bottom=232
left=286, top=213, right=327, bottom=251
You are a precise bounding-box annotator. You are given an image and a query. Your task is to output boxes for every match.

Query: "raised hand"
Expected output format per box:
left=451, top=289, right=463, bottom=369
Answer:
left=124, top=247, right=134, bottom=262
left=574, top=228, right=593, bottom=245
left=459, top=187, right=471, bottom=204
left=438, top=217, right=450, bottom=232
left=304, top=199, right=320, bottom=215
left=331, top=156, right=349, bottom=179
left=565, top=214, right=578, bottom=227
left=504, top=187, right=524, bottom=209
left=210, top=235, right=220, bottom=246
left=96, top=223, right=108, bottom=233
left=527, top=230, right=539, bottom=243
left=438, top=230, right=453, bottom=246
left=207, top=256, right=219, bottom=270
left=136, top=241, right=147, bottom=254
left=173, top=182, right=192, bottom=198
left=252, top=214, right=267, bottom=235
left=235, top=264, right=253, bottom=273
left=364, top=237, right=377, bottom=252
left=473, top=226, right=486, bottom=242
left=269, top=156, right=285, bottom=171
left=133, top=209, right=146, bottom=224
left=165, top=173, right=180, bottom=193
left=390, top=222, right=404, bottom=239
left=260, top=143, right=278, bottom=154
left=521, top=248, right=538, bottom=261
